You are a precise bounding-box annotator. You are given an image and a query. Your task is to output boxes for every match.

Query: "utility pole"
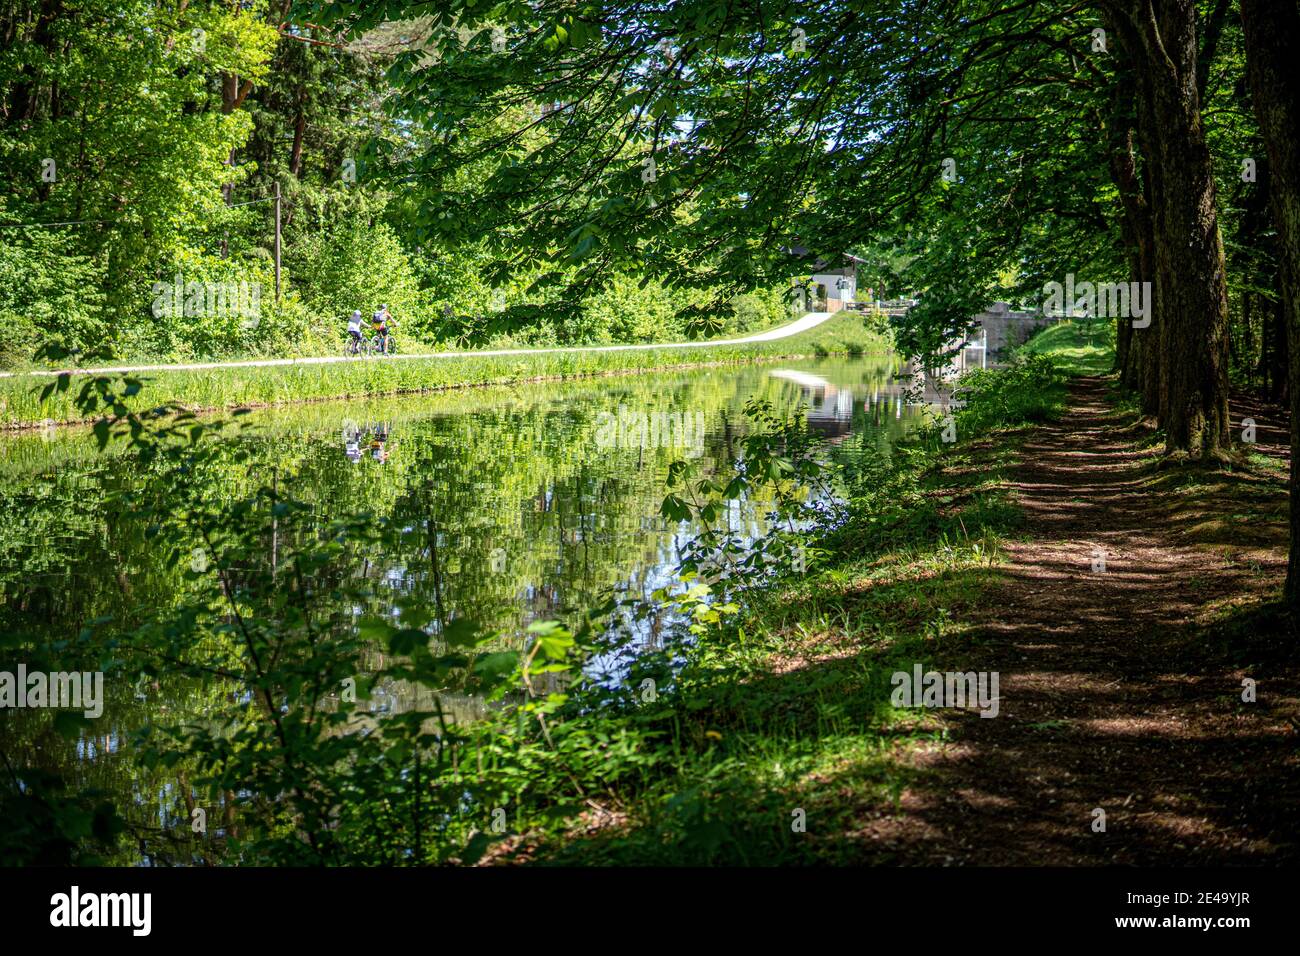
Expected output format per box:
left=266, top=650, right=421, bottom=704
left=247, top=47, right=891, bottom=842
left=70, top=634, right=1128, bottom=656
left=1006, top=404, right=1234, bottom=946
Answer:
left=274, top=180, right=282, bottom=303
left=271, top=466, right=279, bottom=579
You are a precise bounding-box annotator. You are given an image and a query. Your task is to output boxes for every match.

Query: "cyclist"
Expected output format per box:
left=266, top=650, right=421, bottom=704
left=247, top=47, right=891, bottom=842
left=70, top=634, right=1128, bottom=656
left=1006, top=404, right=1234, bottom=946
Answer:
left=368, top=422, right=390, bottom=463
left=371, top=304, right=395, bottom=354
left=344, top=424, right=363, bottom=463
left=346, top=311, right=364, bottom=355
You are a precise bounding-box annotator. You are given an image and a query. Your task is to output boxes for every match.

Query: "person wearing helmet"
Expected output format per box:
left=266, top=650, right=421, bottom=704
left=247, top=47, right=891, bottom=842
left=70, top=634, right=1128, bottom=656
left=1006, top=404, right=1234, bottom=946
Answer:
left=346, top=310, right=364, bottom=355
left=371, top=304, right=394, bottom=354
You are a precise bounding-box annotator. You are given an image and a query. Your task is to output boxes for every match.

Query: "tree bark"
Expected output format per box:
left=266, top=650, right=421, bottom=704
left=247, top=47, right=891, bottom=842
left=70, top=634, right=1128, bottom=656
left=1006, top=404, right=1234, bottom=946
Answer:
left=1241, top=0, right=1300, bottom=604
left=1113, top=0, right=1231, bottom=457
left=1106, top=53, right=1152, bottom=386
left=290, top=88, right=307, bottom=178
left=1109, top=125, right=1153, bottom=389
left=1126, top=31, right=1168, bottom=419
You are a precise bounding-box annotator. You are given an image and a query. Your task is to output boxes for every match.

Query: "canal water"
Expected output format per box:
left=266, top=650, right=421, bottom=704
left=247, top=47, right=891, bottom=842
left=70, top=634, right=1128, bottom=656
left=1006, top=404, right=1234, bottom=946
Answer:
left=0, top=353, right=943, bottom=861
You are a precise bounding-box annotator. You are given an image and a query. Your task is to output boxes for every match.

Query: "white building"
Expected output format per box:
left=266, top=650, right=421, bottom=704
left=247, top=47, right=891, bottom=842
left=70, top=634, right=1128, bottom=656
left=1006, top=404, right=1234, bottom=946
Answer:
left=787, top=246, right=865, bottom=313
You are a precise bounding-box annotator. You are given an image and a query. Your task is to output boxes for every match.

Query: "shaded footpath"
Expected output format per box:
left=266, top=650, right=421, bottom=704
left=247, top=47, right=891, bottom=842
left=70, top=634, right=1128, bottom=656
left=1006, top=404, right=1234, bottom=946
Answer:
left=862, top=377, right=1300, bottom=864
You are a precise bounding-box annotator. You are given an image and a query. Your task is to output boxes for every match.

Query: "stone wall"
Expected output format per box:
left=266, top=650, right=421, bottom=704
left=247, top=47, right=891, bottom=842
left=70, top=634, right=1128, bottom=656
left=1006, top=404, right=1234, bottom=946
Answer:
left=970, top=303, right=1058, bottom=353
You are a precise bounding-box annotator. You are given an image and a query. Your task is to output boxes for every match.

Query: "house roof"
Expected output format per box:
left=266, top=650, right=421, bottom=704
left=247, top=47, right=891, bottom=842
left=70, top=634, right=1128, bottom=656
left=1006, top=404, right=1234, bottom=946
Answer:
left=783, top=245, right=867, bottom=269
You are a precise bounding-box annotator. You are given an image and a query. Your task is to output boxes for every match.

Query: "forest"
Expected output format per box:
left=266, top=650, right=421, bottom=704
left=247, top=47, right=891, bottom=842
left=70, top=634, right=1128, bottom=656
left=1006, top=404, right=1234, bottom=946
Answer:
left=0, top=0, right=794, bottom=364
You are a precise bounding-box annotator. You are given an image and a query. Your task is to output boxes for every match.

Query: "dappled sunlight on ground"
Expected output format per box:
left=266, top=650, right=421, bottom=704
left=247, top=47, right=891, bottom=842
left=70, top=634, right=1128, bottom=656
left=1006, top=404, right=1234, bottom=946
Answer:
left=863, top=377, right=1300, bottom=864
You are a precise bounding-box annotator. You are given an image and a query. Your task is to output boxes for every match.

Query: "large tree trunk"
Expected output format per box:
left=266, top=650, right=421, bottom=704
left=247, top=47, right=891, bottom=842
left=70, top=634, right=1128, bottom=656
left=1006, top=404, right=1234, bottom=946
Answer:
left=1107, top=53, right=1153, bottom=387
left=1110, top=131, right=1154, bottom=390
left=1242, top=0, right=1300, bottom=605
left=1115, top=0, right=1231, bottom=457
left=1128, top=43, right=1168, bottom=419
left=290, top=88, right=307, bottom=178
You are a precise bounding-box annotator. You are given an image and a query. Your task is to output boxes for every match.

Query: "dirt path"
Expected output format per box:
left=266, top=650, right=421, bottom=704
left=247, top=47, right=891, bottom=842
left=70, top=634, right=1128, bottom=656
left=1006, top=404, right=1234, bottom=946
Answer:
left=872, top=377, right=1300, bottom=864
left=0, top=312, right=837, bottom=379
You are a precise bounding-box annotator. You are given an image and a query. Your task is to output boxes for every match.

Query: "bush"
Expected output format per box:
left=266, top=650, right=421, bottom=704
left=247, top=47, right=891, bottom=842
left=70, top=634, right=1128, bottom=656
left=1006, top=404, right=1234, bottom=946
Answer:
left=287, top=219, right=423, bottom=335
left=951, top=353, right=1065, bottom=434
left=0, top=228, right=107, bottom=366
left=120, top=249, right=286, bottom=360
left=726, top=287, right=788, bottom=333
left=579, top=273, right=685, bottom=344
left=860, top=306, right=893, bottom=337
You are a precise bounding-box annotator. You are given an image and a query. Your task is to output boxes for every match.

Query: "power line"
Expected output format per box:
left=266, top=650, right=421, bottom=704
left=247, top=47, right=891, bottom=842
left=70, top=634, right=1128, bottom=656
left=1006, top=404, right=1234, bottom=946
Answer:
left=0, top=195, right=276, bottom=229
left=0, top=218, right=112, bottom=230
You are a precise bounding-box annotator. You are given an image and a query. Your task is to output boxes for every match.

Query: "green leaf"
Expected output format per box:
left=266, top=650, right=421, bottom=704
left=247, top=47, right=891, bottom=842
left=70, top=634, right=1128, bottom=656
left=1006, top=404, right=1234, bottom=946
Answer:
left=661, top=494, right=691, bottom=522
left=358, top=618, right=394, bottom=643
left=441, top=618, right=482, bottom=647
left=473, top=651, right=519, bottom=681
left=529, top=621, right=574, bottom=659
left=387, top=628, right=429, bottom=655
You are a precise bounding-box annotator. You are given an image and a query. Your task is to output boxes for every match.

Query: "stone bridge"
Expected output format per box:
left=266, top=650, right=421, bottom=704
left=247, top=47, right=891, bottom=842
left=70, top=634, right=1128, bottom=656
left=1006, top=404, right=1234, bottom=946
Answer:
left=969, top=302, right=1060, bottom=353
left=856, top=300, right=1061, bottom=359
left=939, top=303, right=1059, bottom=376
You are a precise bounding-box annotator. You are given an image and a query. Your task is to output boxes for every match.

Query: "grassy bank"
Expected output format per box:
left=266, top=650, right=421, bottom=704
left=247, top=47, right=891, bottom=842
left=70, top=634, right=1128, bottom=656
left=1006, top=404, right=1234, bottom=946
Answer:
left=502, top=356, right=1071, bottom=864
left=519, top=324, right=1293, bottom=864
left=1016, top=317, right=1116, bottom=375
left=0, top=314, right=883, bottom=428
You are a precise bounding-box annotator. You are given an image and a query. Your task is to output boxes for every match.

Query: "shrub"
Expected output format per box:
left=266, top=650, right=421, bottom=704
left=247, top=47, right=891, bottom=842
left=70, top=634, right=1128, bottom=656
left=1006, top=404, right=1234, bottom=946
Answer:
left=0, top=228, right=108, bottom=366
left=579, top=273, right=685, bottom=344
left=287, top=219, right=423, bottom=334
left=952, top=353, right=1065, bottom=434
left=726, top=287, right=788, bottom=333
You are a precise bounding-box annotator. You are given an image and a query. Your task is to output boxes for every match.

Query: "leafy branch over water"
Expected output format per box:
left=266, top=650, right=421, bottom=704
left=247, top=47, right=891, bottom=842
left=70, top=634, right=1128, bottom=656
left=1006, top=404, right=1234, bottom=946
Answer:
left=3, top=361, right=835, bottom=865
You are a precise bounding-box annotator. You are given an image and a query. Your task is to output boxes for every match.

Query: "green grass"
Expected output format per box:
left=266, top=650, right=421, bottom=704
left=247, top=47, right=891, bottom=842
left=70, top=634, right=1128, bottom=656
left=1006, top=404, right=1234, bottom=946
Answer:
left=532, top=463, right=1023, bottom=864
left=521, top=347, right=1295, bottom=865
left=1016, top=318, right=1116, bottom=376
left=0, top=315, right=886, bottom=428
left=516, top=359, right=1061, bottom=864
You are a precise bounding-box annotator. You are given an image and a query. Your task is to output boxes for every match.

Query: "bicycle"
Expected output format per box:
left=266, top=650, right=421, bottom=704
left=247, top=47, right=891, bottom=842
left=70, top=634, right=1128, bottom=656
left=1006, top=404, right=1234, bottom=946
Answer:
left=367, top=331, right=396, bottom=355
left=344, top=333, right=365, bottom=357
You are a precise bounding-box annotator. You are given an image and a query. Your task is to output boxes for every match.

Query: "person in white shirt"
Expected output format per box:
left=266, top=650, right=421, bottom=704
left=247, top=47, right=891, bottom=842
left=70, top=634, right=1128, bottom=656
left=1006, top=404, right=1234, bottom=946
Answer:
left=346, top=311, right=363, bottom=354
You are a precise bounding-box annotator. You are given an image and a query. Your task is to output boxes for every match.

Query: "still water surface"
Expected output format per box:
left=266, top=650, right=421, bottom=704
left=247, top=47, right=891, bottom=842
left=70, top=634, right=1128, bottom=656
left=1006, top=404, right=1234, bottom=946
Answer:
left=1, top=354, right=946, bottom=860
